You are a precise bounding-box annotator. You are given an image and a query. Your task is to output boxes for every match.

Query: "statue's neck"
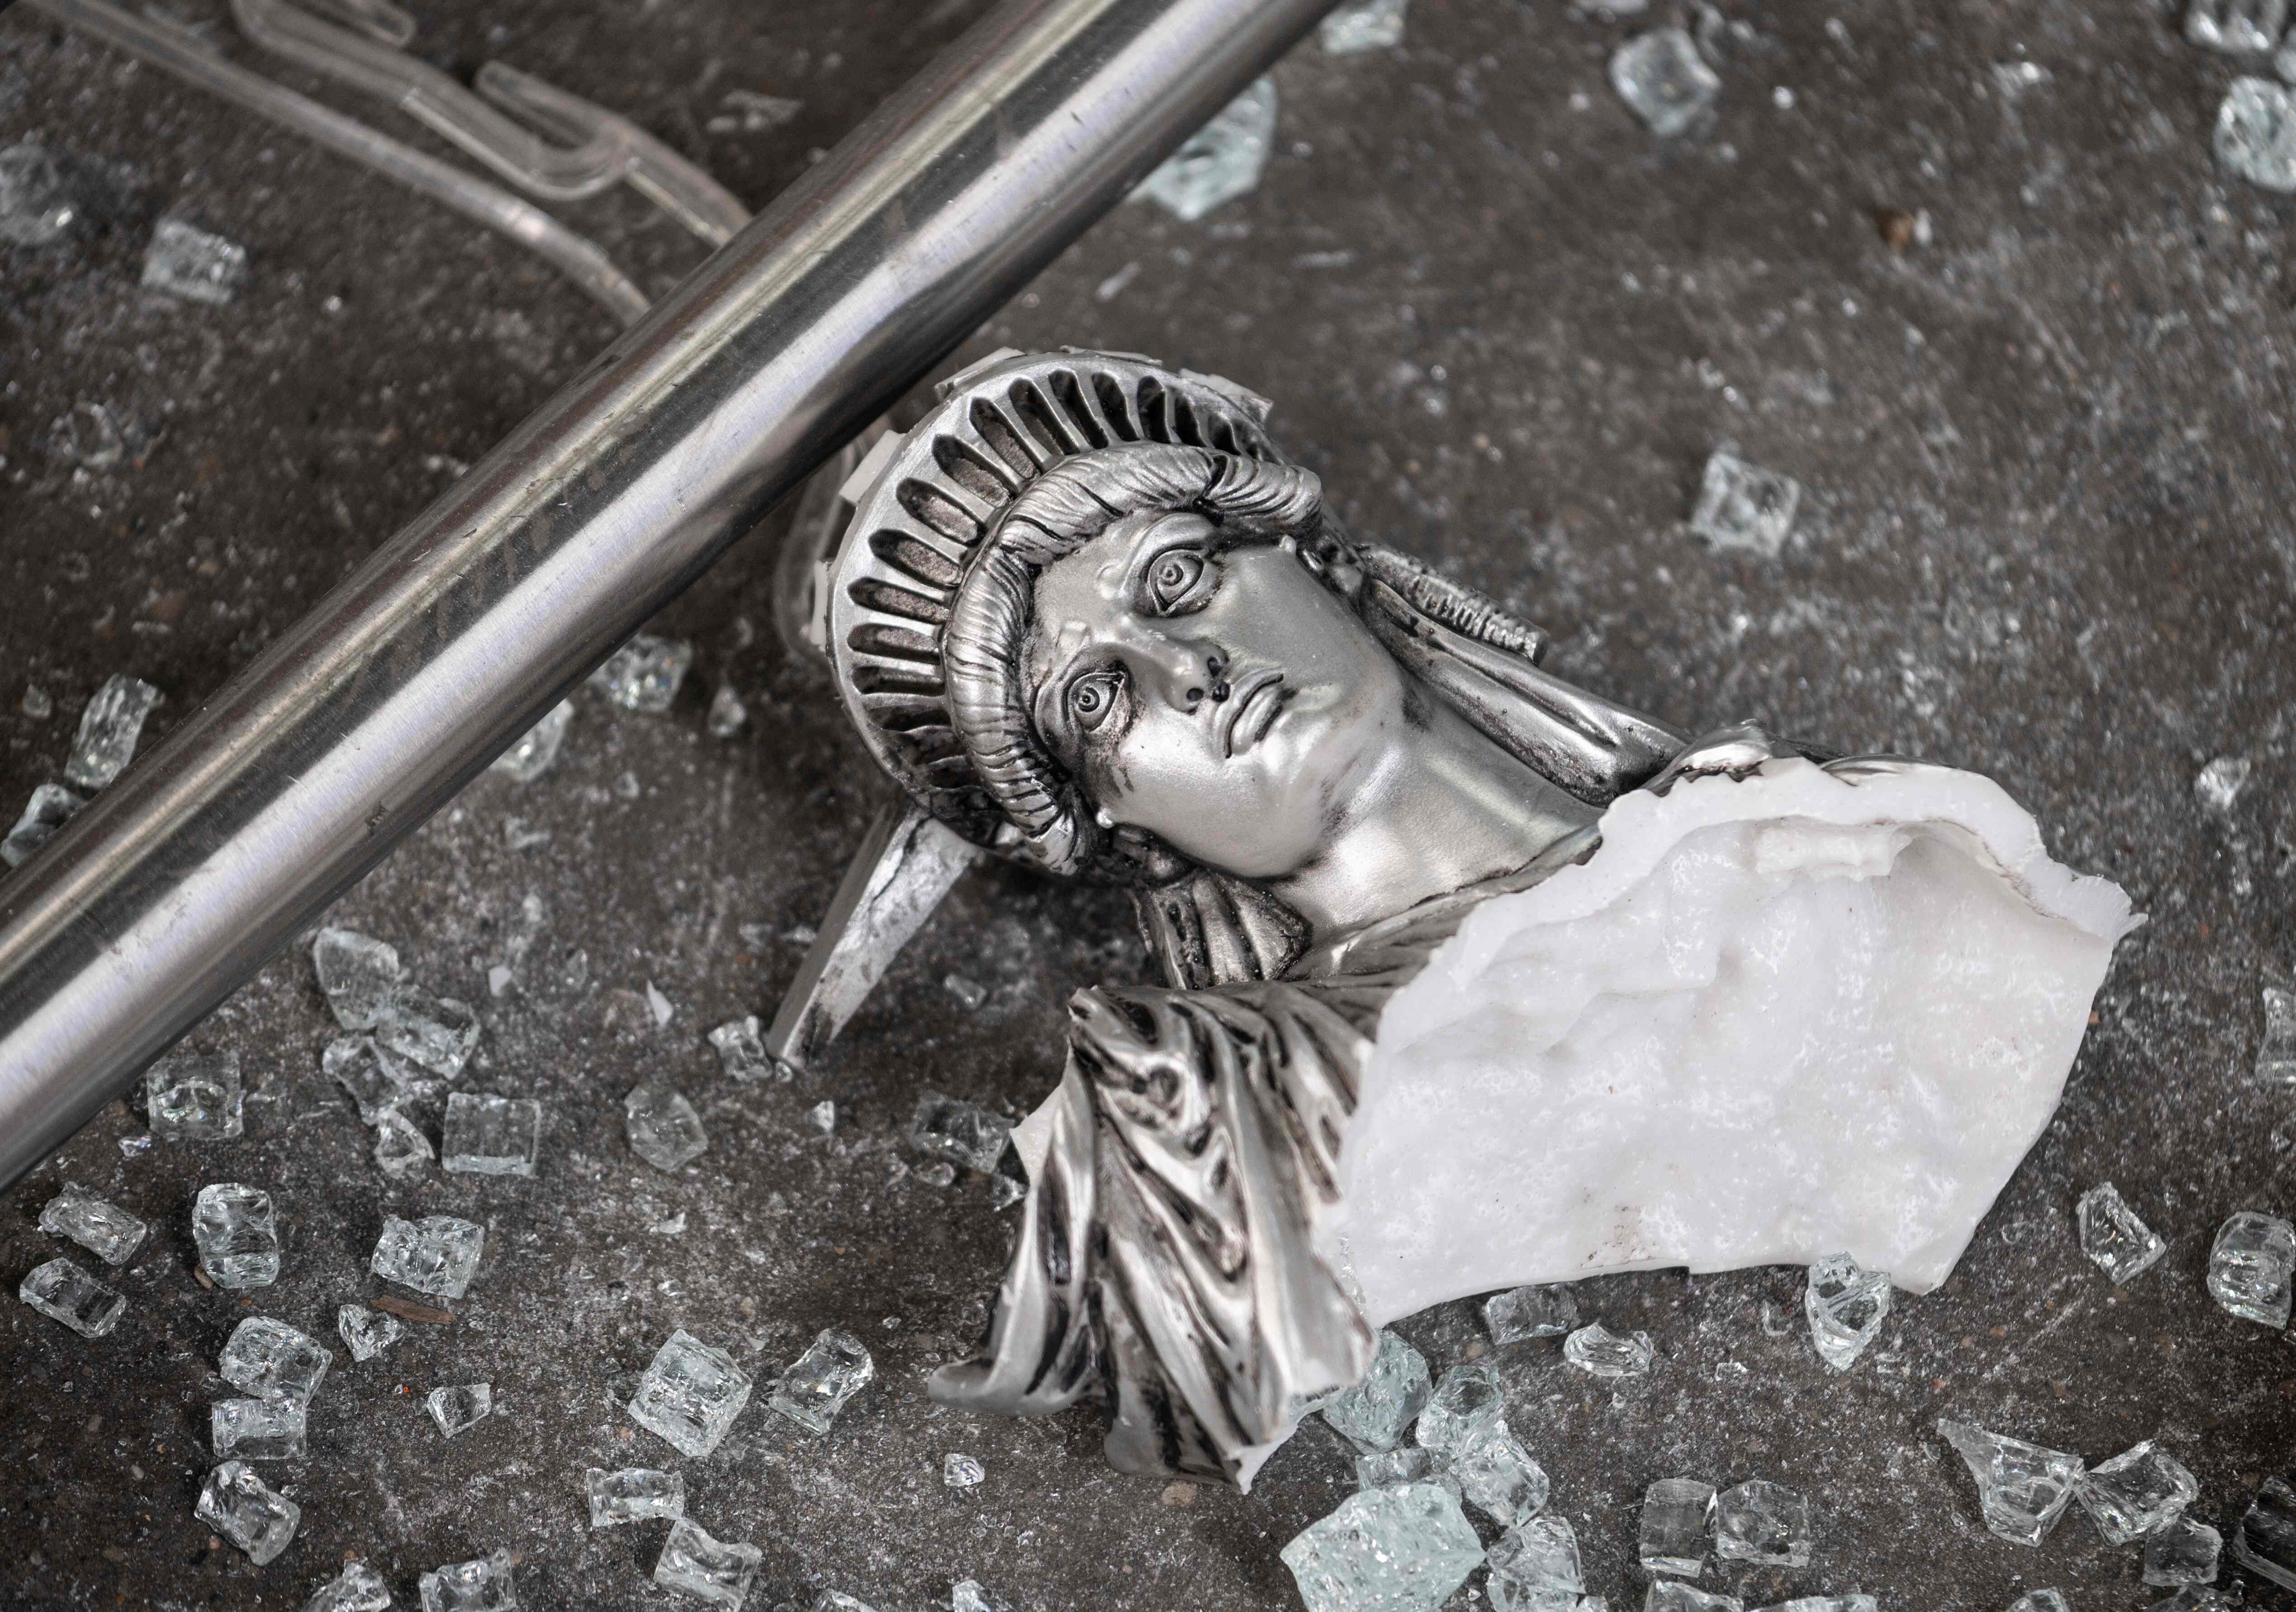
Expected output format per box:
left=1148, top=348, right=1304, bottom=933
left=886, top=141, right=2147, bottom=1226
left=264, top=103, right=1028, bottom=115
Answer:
left=1270, top=680, right=1599, bottom=944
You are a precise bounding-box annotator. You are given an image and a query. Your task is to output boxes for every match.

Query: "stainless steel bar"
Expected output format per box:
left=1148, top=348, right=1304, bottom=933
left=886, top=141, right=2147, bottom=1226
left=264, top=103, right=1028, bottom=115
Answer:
left=0, top=0, right=1335, bottom=1189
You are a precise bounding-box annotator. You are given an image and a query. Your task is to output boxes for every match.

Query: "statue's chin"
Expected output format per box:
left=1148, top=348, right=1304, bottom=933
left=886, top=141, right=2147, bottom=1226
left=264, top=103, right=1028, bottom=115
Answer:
left=1328, top=755, right=2140, bottom=1328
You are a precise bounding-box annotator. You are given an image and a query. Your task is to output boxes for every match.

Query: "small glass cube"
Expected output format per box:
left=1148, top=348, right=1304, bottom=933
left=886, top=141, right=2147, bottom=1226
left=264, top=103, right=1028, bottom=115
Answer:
left=1640, top=1477, right=1716, bottom=1577
left=1320, top=1329, right=1432, bottom=1452
left=706, top=683, right=747, bottom=738
left=64, top=673, right=163, bottom=789
left=950, top=1584, right=1001, bottom=1612
left=2078, top=1439, right=2200, bottom=1545
left=2078, top=1181, right=2168, bottom=1285
left=945, top=1453, right=987, bottom=1489
left=141, top=219, right=247, bottom=306
left=2209, top=1209, right=2296, bottom=1326
left=1690, top=450, right=1802, bottom=558
left=813, top=1594, right=878, bottom=1612
left=2216, top=77, right=2296, bottom=193
left=626, top=1084, right=709, bottom=1172
left=146, top=1047, right=245, bottom=1142
left=1714, top=1479, right=1811, bottom=1568
left=591, top=634, right=694, bottom=711
left=1414, top=1359, right=1504, bottom=1458
left=631, top=1329, right=754, bottom=1457
left=196, top=1460, right=299, bottom=1565
left=193, top=1182, right=280, bottom=1288
left=212, top=1396, right=308, bottom=1460
left=219, top=1316, right=332, bottom=1404
left=1131, top=77, right=1276, bottom=223
left=375, top=989, right=480, bottom=1079
left=303, top=1559, right=393, bottom=1612
left=374, top=1109, right=435, bottom=1179
left=910, top=1092, right=1014, bottom=1174
left=1805, top=1252, right=1891, bottom=1370
left=654, top=1517, right=762, bottom=1609
left=19, top=1256, right=125, bottom=1337
left=427, top=1383, right=493, bottom=1438
left=1485, top=1514, right=1582, bottom=1611
left=2231, top=1474, right=2296, bottom=1588
left=1939, top=1418, right=2084, bottom=1546
left=769, top=1328, right=875, bottom=1434
left=1278, top=1482, right=1483, bottom=1612
left=418, top=1549, right=516, bottom=1612
left=2, top=781, right=84, bottom=868
left=2258, top=986, right=2296, bottom=1085
left=1609, top=29, right=1722, bottom=138
left=490, top=699, right=574, bottom=783
left=1649, top=1587, right=1741, bottom=1612
left=312, top=927, right=403, bottom=1030
left=441, top=1093, right=540, bottom=1176
left=586, top=1465, right=685, bottom=1527
left=1320, top=0, right=1407, bottom=55
left=1452, top=1421, right=1548, bottom=1527
left=2144, top=1516, right=2223, bottom=1587
left=324, top=1036, right=417, bottom=1126
left=2002, top=1594, right=2068, bottom=1612
left=338, top=1303, right=406, bottom=1363
left=1562, top=1321, right=1654, bottom=1378
left=1482, top=1284, right=1578, bottom=1344
left=371, top=1214, right=485, bottom=1299
left=709, top=1016, right=778, bottom=1082
left=39, top=1180, right=147, bottom=1266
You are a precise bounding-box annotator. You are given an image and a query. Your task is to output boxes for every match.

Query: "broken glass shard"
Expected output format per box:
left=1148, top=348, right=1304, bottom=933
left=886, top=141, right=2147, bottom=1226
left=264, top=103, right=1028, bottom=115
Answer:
left=1939, top=1418, right=2084, bottom=1546
left=917, top=1160, right=958, bottom=1188
left=709, top=1016, right=776, bottom=1082
left=2078, top=1440, right=2199, bottom=1545
left=1483, top=1284, right=1578, bottom=1344
left=945, top=1453, right=987, bottom=1488
left=374, top=1109, right=434, bottom=1179
left=771, top=1328, right=875, bottom=1433
left=1562, top=1321, right=1653, bottom=1378
left=1320, top=0, right=1407, bottom=54
left=193, top=1182, right=280, bottom=1288
left=2002, top=1594, right=2068, bottom=1612
left=1132, top=76, right=1276, bottom=222
left=197, top=1461, right=299, bottom=1565
left=2078, top=1181, right=2168, bottom=1284
left=1356, top=1445, right=1457, bottom=1496
left=64, top=673, right=162, bottom=790
left=304, top=1560, right=392, bottom=1612
left=313, top=928, right=403, bottom=1030
left=707, top=683, right=747, bottom=739
left=142, top=218, right=248, bottom=305
left=1648, top=1588, right=1742, bottom=1612
left=2217, top=77, right=2296, bottom=191
left=631, top=1329, right=753, bottom=1456
left=146, top=1047, right=245, bottom=1142
left=813, top=1594, right=876, bottom=1612
left=1804, top=1252, right=1891, bottom=1370
left=490, top=699, right=573, bottom=783
left=586, top=1465, right=684, bottom=1527
left=2187, top=0, right=2288, bottom=54
left=39, top=1180, right=146, bottom=1266
left=1412, top=1359, right=1503, bottom=1458
left=626, top=1084, right=709, bottom=1172
left=219, top=1316, right=332, bottom=1404
left=655, top=1516, right=761, bottom=1609
left=0, top=143, right=76, bottom=245
left=2208, top=1209, right=2296, bottom=1326
left=19, top=1256, right=125, bottom=1337
left=807, top=1100, right=836, bottom=1134
left=987, top=1174, right=1025, bottom=1211
left=1714, top=1479, right=1810, bottom=1568
left=1757, top=1601, right=1877, bottom=1612
left=1485, top=1514, right=1582, bottom=1612
left=441, top=1093, right=540, bottom=1176
left=1610, top=29, right=1721, bottom=137
left=2196, top=756, right=2252, bottom=810
left=1690, top=450, right=1801, bottom=557
left=2233, top=1474, right=2296, bottom=1588
left=338, top=1303, right=405, bottom=1362
left=371, top=1214, right=484, bottom=1299
left=418, top=1550, right=516, bottom=1612
left=1279, top=1482, right=1484, bottom=1612
left=910, top=1092, right=1014, bottom=1173
left=427, top=1382, right=492, bottom=1438
left=592, top=634, right=693, bottom=712
left=2259, top=986, right=2296, bottom=1086
left=2, top=782, right=82, bottom=867
left=376, top=988, right=480, bottom=1078
left=2144, top=1516, right=2223, bottom=1587
left=1640, top=1477, right=1716, bottom=1577
left=212, top=1396, right=308, bottom=1460
left=324, top=1036, right=416, bottom=1126
left=951, top=1584, right=1003, bottom=1612
left=1453, top=1419, right=1549, bottom=1526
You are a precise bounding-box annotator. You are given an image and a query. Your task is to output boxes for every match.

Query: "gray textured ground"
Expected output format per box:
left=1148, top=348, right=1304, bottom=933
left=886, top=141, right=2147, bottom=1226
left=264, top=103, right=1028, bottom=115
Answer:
left=3, top=0, right=2295, bottom=1608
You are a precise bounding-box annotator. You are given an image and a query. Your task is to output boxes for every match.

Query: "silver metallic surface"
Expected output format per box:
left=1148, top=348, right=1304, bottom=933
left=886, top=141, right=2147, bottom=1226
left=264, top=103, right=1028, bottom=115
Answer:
left=0, top=0, right=1342, bottom=1193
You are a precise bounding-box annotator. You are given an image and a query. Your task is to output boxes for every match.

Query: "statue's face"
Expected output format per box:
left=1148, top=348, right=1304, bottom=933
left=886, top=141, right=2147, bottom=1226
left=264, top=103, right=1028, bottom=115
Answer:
left=1026, top=510, right=1409, bottom=878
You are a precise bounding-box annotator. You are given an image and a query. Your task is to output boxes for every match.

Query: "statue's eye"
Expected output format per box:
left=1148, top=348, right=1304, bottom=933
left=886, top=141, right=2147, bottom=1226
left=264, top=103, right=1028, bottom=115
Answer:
left=1145, top=550, right=1206, bottom=613
left=1067, top=669, right=1126, bottom=732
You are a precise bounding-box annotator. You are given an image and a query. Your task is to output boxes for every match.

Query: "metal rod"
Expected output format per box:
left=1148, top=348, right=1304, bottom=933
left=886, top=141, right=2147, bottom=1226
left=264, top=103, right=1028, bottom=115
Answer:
left=0, top=0, right=1334, bottom=1190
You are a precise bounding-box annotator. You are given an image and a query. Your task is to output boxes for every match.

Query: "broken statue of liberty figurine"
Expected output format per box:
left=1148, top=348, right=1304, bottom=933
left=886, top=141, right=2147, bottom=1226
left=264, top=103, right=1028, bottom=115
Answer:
left=807, top=349, right=2136, bottom=1487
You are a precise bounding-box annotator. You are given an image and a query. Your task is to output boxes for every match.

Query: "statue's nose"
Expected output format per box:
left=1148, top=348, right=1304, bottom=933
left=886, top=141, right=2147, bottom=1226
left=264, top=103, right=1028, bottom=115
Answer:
left=1181, top=650, right=1228, bottom=708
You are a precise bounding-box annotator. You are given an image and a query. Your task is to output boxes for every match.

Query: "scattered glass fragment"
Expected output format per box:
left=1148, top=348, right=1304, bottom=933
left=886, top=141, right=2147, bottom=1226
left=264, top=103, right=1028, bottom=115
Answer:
left=304, top=1559, right=393, bottom=1612
left=212, top=1396, right=308, bottom=1460
left=807, top=1100, right=836, bottom=1134
left=1755, top=1601, right=1876, bottom=1612
left=2208, top=1209, right=2296, bottom=1326
left=371, top=1214, right=485, bottom=1299
left=1714, top=1479, right=1811, bottom=1568
left=771, top=1328, right=875, bottom=1433
left=626, top=1084, right=709, bottom=1172
left=119, top=1134, right=152, bottom=1157
left=951, top=1584, right=1002, bottom=1612
left=2216, top=77, right=2296, bottom=191
left=427, top=1382, right=493, bottom=1439
left=932, top=1452, right=986, bottom=1491
left=56, top=399, right=127, bottom=469
left=2078, top=1181, right=2167, bottom=1284
left=1132, top=76, right=1277, bottom=222
left=1412, top=1358, right=1503, bottom=1457
left=710, top=1016, right=776, bottom=1082
left=219, top=1316, right=331, bottom=1404
left=1649, top=1588, right=1741, bottom=1612
left=1938, top=1418, right=2084, bottom=1546
left=325, top=1036, right=416, bottom=1126
left=1640, top=1478, right=1716, bottom=1578
left=338, top=1304, right=405, bottom=1362
left=706, top=683, right=747, bottom=739
left=655, top=1516, right=761, bottom=1609
left=591, top=634, right=693, bottom=712
left=313, top=928, right=404, bottom=1030
left=631, top=1328, right=754, bottom=1456
left=2140, top=1593, right=2229, bottom=1612
left=64, top=674, right=163, bottom=790
left=715, top=89, right=804, bottom=131
left=146, top=1047, right=245, bottom=1142
left=2231, top=1474, right=2296, bottom=1588
left=586, top=1465, right=685, bottom=1527
left=19, top=1256, right=125, bottom=1337
left=2258, top=986, right=2296, bottom=1086
left=1453, top=1421, right=1549, bottom=1527
left=2187, top=0, right=2288, bottom=54
left=1690, top=450, right=1802, bottom=558
left=2, top=782, right=83, bottom=867
left=2002, top=1594, right=2068, bottom=1612
left=376, top=989, right=480, bottom=1078
left=417, top=1549, right=516, bottom=1611
left=2145, top=1516, right=2224, bottom=1587
left=21, top=685, right=52, bottom=719
left=490, top=699, right=573, bottom=783
left=943, top=973, right=988, bottom=1010
left=1483, top=1284, right=1578, bottom=1344
left=1563, top=1321, right=1654, bottom=1378
left=0, top=143, right=76, bottom=245
left=813, top=1594, right=877, bottom=1612
left=647, top=980, right=675, bottom=1026
left=1279, top=1482, right=1483, bottom=1612
left=910, top=1092, right=1014, bottom=1173
left=374, top=1109, right=435, bottom=1179
left=1610, top=29, right=1721, bottom=137
left=1485, top=1513, right=1582, bottom=1612
left=987, top=1175, right=1025, bottom=1211
left=1356, top=1445, right=1455, bottom=1493
left=1320, top=0, right=1407, bottom=54
left=441, top=1093, right=540, bottom=1176
left=39, top=1180, right=146, bottom=1266
left=2078, top=1440, right=2200, bottom=1545
left=197, top=1461, right=300, bottom=1565
left=193, top=1182, right=281, bottom=1288
left=1804, top=1252, right=1891, bottom=1370
left=2196, top=756, right=2253, bottom=810
left=916, top=1160, right=957, bottom=1189
left=143, top=218, right=248, bottom=305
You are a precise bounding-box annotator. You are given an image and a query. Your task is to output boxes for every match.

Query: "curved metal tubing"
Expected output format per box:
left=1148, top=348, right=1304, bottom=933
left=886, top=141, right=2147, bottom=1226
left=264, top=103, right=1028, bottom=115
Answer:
left=0, top=0, right=1338, bottom=1191
left=26, top=0, right=650, bottom=325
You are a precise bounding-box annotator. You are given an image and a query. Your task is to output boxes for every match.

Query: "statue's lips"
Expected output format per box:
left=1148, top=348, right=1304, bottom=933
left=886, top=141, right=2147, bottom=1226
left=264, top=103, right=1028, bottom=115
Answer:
left=1219, top=670, right=1287, bottom=758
